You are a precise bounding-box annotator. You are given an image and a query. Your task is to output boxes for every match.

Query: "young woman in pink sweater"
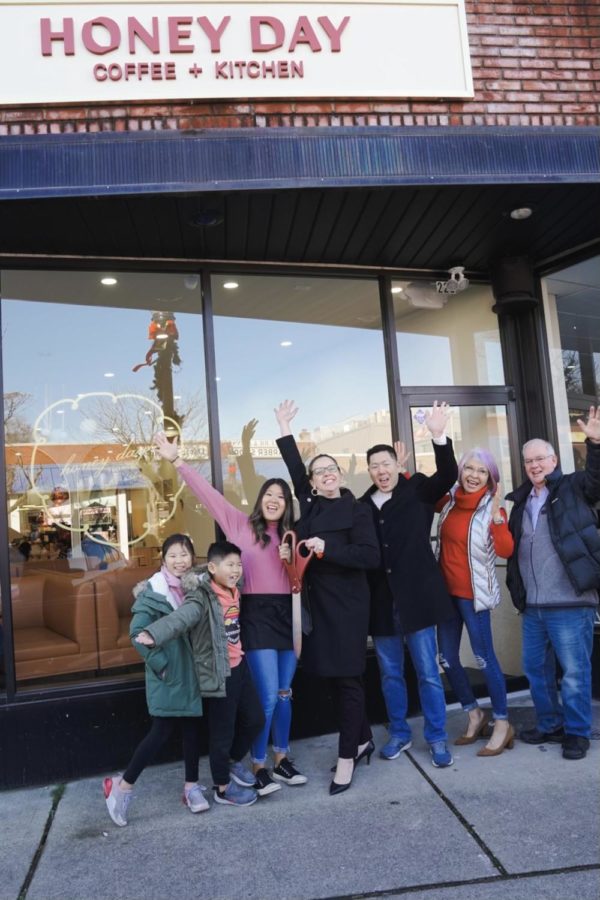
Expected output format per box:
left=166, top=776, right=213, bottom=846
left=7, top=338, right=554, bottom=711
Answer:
left=154, top=432, right=307, bottom=796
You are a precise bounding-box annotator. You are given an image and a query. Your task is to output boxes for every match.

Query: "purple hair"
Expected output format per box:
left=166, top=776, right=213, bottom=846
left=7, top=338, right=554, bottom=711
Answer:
left=457, top=447, right=500, bottom=494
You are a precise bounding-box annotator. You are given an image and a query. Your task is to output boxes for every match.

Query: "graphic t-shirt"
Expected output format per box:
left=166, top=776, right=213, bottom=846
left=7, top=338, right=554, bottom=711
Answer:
left=211, top=579, right=243, bottom=668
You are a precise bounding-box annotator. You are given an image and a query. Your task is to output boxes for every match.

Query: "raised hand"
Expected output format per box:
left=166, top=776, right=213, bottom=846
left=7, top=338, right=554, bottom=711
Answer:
left=241, top=418, right=259, bottom=453
left=393, top=440, right=411, bottom=472
left=491, top=482, right=504, bottom=522
left=274, top=399, right=299, bottom=436
left=577, top=406, right=600, bottom=444
left=424, top=401, right=450, bottom=440
left=154, top=431, right=180, bottom=463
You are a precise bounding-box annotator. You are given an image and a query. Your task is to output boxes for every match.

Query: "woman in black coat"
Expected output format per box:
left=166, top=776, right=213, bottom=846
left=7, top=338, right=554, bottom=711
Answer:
left=275, top=400, right=380, bottom=794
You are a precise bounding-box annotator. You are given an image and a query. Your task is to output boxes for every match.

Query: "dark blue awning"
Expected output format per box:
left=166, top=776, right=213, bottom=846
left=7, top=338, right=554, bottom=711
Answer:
left=1, top=126, right=599, bottom=200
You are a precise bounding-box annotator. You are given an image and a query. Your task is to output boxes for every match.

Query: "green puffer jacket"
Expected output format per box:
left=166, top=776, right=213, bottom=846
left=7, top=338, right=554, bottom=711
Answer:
left=130, top=572, right=202, bottom=717
left=144, top=568, right=231, bottom=698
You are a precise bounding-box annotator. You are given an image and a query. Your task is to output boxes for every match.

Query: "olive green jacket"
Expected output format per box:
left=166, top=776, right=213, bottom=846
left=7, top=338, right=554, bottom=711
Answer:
left=144, top=568, right=231, bottom=698
left=130, top=573, right=202, bottom=717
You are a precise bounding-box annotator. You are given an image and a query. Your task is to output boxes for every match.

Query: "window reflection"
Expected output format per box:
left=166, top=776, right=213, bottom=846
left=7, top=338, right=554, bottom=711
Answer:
left=542, top=255, right=600, bottom=472
left=393, top=282, right=503, bottom=386
left=212, top=274, right=391, bottom=503
left=1, top=270, right=209, bottom=688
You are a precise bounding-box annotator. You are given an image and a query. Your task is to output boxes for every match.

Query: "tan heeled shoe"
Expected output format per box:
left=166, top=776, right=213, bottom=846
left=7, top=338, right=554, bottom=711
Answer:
left=477, top=724, right=515, bottom=757
left=454, top=712, right=492, bottom=745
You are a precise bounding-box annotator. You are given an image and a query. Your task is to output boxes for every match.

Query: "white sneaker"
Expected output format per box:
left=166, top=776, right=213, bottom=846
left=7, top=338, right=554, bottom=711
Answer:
left=183, top=783, right=210, bottom=813
left=103, top=775, right=133, bottom=827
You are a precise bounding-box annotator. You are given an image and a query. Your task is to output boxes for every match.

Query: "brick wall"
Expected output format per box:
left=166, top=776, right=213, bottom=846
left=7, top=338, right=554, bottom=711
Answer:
left=0, top=0, right=598, bottom=133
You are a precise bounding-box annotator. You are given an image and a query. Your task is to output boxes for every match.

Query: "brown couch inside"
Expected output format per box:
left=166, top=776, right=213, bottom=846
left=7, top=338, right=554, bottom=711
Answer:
left=7, top=564, right=156, bottom=681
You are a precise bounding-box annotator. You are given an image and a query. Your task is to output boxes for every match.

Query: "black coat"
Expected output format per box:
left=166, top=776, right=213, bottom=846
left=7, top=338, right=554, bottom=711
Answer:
left=359, top=440, right=457, bottom=636
left=506, top=438, right=600, bottom=612
left=277, top=436, right=380, bottom=677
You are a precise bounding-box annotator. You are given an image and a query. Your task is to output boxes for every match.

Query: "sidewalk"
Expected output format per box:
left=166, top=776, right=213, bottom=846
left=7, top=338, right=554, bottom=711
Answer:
left=2, top=692, right=599, bottom=900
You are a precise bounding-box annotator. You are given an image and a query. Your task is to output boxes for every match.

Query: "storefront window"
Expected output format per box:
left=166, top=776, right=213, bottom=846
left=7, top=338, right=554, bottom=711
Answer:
left=1, top=270, right=209, bottom=689
left=411, top=404, right=513, bottom=497
left=393, top=281, right=504, bottom=386
left=212, top=274, right=391, bottom=502
left=541, top=255, right=600, bottom=472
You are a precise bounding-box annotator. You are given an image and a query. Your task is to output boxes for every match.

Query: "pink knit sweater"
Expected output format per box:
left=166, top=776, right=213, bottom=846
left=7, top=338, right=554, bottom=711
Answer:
left=177, top=463, right=290, bottom=594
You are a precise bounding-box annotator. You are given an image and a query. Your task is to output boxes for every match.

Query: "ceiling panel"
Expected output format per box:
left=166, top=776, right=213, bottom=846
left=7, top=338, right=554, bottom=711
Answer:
left=0, top=181, right=597, bottom=275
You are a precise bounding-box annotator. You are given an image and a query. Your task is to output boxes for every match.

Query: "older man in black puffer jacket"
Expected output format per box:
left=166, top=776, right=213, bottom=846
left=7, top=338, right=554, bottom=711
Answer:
left=506, top=406, right=600, bottom=761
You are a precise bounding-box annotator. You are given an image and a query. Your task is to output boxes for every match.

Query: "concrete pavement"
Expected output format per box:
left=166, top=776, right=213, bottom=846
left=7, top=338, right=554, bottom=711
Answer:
left=2, top=692, right=599, bottom=900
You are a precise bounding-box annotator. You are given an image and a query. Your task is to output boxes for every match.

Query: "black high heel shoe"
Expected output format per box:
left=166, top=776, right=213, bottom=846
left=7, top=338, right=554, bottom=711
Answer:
left=329, top=776, right=352, bottom=796
left=354, top=739, right=375, bottom=768
left=330, top=739, right=376, bottom=773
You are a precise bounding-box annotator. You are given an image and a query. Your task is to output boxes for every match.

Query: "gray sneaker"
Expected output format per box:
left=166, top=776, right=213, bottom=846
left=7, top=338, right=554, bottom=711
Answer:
left=103, top=776, right=133, bottom=827
left=183, top=783, right=210, bottom=813
left=214, top=781, right=258, bottom=807
left=230, top=761, right=256, bottom=787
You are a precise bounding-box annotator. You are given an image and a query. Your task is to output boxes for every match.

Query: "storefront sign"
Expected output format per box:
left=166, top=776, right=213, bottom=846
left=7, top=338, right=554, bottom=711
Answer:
left=0, top=0, right=472, bottom=103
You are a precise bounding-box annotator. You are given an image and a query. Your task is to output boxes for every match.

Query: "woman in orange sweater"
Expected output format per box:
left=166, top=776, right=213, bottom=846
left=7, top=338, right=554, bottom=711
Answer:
left=435, top=448, right=515, bottom=756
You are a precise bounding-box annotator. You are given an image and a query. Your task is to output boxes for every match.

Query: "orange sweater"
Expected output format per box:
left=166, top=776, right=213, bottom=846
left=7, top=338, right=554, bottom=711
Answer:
left=437, top=487, right=514, bottom=600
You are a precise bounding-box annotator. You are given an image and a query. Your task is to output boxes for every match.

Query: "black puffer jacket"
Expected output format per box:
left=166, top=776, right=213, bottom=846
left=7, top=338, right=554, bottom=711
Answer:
left=506, top=439, right=600, bottom=612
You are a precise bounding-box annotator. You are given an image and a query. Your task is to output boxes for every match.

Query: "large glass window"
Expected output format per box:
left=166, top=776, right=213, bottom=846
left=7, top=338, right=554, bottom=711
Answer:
left=410, top=404, right=513, bottom=496
left=541, top=256, right=600, bottom=472
left=212, top=274, right=391, bottom=502
left=1, top=270, right=209, bottom=689
left=393, top=281, right=504, bottom=386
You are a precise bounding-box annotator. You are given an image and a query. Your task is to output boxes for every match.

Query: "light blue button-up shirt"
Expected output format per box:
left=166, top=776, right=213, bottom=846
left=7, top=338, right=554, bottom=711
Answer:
left=526, top=484, right=549, bottom=530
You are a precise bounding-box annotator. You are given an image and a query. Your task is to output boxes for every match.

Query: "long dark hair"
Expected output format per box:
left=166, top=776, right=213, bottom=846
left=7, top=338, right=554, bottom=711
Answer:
left=248, top=478, right=294, bottom=547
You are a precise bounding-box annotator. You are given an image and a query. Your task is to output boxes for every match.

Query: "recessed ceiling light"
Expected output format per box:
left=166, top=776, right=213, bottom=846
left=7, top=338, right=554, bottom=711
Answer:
left=223, top=281, right=239, bottom=290
left=280, top=341, right=293, bottom=347
left=173, top=395, right=181, bottom=400
left=391, top=286, right=403, bottom=294
left=56, top=409, right=64, bottom=414
left=104, top=372, right=115, bottom=378
left=510, top=207, right=533, bottom=220
left=101, top=277, right=118, bottom=286
left=215, top=376, right=221, bottom=382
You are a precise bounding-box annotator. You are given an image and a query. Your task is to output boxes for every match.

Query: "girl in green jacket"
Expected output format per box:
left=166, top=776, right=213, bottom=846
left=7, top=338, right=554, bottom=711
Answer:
left=103, top=533, right=207, bottom=826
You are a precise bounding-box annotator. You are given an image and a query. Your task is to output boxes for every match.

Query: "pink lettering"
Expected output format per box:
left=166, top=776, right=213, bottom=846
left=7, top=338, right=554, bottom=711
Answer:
left=127, top=17, right=159, bottom=54
left=250, top=17, right=285, bottom=52
left=288, top=17, right=321, bottom=52
left=317, top=16, right=350, bottom=52
left=168, top=17, right=194, bottom=53
left=196, top=16, right=230, bottom=52
left=40, top=17, right=75, bottom=56
left=82, top=17, right=120, bottom=55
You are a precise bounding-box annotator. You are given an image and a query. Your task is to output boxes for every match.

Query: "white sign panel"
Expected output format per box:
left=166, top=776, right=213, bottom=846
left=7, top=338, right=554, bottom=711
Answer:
left=0, top=0, right=473, bottom=104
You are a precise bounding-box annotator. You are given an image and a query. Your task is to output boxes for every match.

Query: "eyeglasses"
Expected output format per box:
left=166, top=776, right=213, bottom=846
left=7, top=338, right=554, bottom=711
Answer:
left=463, top=464, right=488, bottom=476
left=311, top=464, right=339, bottom=477
left=523, top=454, right=553, bottom=466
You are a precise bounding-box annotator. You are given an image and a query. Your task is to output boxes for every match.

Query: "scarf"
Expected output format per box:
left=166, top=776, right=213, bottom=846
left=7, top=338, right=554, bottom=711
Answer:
left=161, top=564, right=185, bottom=607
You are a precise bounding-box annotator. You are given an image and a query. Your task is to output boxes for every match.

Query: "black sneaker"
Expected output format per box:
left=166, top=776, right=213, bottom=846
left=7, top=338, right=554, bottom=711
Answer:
left=562, top=735, right=590, bottom=760
left=253, top=768, right=281, bottom=796
left=272, top=757, right=308, bottom=785
left=519, top=726, right=565, bottom=744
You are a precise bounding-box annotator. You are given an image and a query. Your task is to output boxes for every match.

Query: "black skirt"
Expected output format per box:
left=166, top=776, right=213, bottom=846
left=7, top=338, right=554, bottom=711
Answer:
left=240, top=593, right=293, bottom=651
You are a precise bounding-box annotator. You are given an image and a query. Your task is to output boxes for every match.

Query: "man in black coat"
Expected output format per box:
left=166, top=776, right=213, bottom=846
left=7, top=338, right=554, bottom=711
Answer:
left=505, top=407, right=600, bottom=761
left=360, top=402, right=457, bottom=768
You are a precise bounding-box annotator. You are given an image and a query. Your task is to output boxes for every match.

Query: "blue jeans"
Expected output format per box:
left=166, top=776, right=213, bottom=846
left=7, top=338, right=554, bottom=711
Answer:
left=522, top=606, right=595, bottom=738
left=438, top=597, right=508, bottom=719
left=373, top=627, right=447, bottom=745
left=437, top=598, right=508, bottom=720
left=245, top=649, right=297, bottom=764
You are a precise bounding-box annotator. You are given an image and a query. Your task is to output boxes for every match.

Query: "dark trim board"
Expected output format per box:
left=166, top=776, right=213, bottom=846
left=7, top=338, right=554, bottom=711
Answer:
left=1, top=127, right=599, bottom=200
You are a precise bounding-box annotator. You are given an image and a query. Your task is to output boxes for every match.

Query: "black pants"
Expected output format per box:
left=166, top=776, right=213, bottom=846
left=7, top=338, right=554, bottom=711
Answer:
left=328, top=675, right=372, bottom=759
left=204, top=657, right=265, bottom=785
left=123, top=716, right=202, bottom=785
